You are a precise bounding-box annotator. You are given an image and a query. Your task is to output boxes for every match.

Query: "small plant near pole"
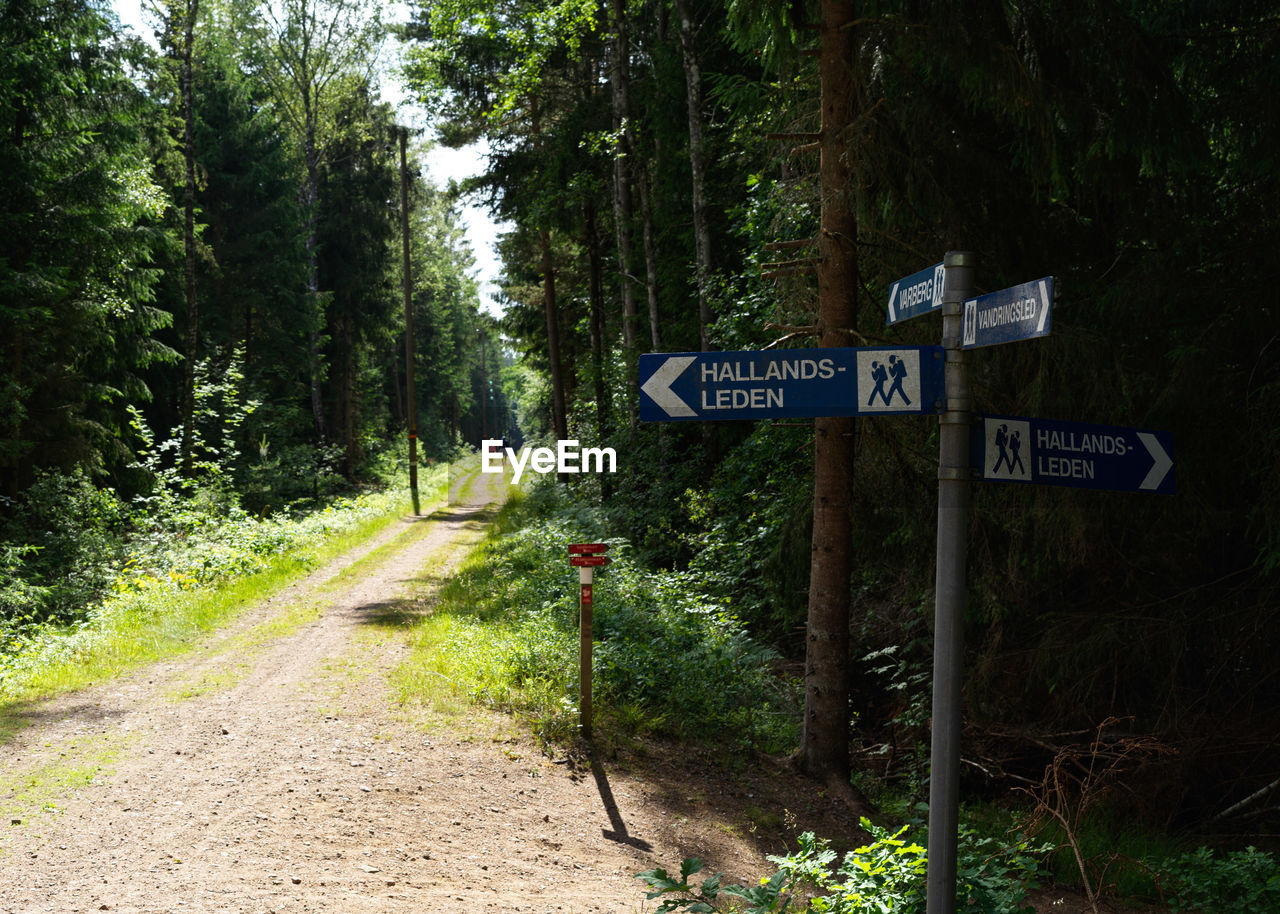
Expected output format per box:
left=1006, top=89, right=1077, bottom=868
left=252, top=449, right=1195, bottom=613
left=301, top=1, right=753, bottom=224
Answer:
left=568, top=543, right=610, bottom=740
left=1017, top=717, right=1172, bottom=914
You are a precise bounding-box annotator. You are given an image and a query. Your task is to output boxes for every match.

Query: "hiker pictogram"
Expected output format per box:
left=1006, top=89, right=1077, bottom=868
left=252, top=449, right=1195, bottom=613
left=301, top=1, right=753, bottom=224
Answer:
left=885, top=354, right=911, bottom=406
left=867, top=360, right=889, bottom=406
left=986, top=418, right=1032, bottom=480
left=855, top=349, right=926, bottom=413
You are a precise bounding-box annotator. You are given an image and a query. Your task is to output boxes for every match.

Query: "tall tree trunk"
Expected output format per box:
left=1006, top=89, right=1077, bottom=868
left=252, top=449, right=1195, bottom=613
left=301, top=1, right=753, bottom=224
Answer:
left=341, top=312, right=357, bottom=476
left=801, top=0, right=861, bottom=793
left=3, top=330, right=24, bottom=497
left=244, top=288, right=253, bottom=370
left=179, top=0, right=200, bottom=476
left=584, top=197, right=610, bottom=438
left=479, top=328, right=488, bottom=441
left=303, top=93, right=327, bottom=442
left=390, top=344, right=403, bottom=429
left=673, top=0, right=714, bottom=351
left=637, top=153, right=662, bottom=350
left=541, top=228, right=568, bottom=443
left=608, top=0, right=639, bottom=354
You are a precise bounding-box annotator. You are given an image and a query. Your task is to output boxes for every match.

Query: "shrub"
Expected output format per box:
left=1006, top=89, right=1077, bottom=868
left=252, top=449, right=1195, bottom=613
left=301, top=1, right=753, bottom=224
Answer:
left=403, top=481, right=797, bottom=751
left=1155, top=845, right=1280, bottom=913
left=0, top=469, right=126, bottom=628
left=638, top=819, right=1043, bottom=913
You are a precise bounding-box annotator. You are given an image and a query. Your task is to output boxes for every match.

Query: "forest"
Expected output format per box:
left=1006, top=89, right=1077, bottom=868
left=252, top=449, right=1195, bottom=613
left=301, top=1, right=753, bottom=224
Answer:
left=2, top=0, right=1279, bottom=909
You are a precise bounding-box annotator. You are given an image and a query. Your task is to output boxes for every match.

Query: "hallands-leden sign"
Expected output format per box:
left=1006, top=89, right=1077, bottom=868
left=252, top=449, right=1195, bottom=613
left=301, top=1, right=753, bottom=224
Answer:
left=971, top=414, right=1174, bottom=494
left=639, top=347, right=945, bottom=422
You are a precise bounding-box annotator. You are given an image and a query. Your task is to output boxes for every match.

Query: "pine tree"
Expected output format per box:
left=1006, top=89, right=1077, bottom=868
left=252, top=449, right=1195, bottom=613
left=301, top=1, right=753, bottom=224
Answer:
left=0, top=0, right=174, bottom=496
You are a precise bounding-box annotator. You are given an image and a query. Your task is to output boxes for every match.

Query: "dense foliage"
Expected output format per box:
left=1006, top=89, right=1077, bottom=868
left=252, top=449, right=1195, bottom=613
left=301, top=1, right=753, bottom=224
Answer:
left=401, top=0, right=1280, bottom=841
left=639, top=821, right=1045, bottom=913
left=0, top=465, right=441, bottom=699
left=4, top=0, right=1280, bottom=882
left=399, top=482, right=798, bottom=751
left=0, top=0, right=504, bottom=633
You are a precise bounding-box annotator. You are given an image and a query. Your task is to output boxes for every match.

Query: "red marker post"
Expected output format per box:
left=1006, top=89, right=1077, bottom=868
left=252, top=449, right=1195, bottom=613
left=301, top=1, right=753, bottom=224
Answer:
left=568, top=544, right=610, bottom=739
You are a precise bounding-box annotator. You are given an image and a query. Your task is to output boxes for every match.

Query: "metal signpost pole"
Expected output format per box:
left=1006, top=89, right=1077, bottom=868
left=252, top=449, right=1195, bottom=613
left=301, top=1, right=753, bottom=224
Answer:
left=927, top=251, right=975, bottom=914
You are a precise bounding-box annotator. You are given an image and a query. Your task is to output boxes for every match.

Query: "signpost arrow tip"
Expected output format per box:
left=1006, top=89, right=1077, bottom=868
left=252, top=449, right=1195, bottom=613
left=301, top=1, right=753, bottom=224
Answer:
left=1136, top=432, right=1173, bottom=491
left=640, top=356, right=697, bottom=417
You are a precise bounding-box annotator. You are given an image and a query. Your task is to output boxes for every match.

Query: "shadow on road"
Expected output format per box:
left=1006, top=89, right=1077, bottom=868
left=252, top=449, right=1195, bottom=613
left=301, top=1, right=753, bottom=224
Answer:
left=592, top=757, right=654, bottom=851
left=0, top=701, right=129, bottom=746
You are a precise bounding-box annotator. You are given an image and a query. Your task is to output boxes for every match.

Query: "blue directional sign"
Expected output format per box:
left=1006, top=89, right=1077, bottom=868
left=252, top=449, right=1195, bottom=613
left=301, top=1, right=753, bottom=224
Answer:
left=639, top=347, right=945, bottom=422
left=961, top=276, right=1053, bottom=349
left=886, top=262, right=945, bottom=325
left=971, top=414, right=1174, bottom=494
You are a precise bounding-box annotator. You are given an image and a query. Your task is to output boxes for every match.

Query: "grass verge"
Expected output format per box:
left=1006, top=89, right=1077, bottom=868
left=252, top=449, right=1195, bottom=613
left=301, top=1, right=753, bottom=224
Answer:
left=393, top=480, right=798, bottom=752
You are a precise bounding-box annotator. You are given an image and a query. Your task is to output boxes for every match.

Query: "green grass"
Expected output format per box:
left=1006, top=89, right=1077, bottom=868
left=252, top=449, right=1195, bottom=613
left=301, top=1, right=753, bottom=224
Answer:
left=390, top=487, right=570, bottom=731
left=1034, top=810, right=1186, bottom=899
left=0, top=732, right=121, bottom=837
left=396, top=599, right=578, bottom=732
left=164, top=662, right=251, bottom=701
left=393, top=480, right=798, bottom=752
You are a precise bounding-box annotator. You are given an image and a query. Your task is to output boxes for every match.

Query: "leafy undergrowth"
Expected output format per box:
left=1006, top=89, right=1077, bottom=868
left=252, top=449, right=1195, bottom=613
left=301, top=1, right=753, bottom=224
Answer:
left=640, top=818, right=1044, bottom=914
left=640, top=808, right=1280, bottom=913
left=0, top=463, right=451, bottom=709
left=395, top=479, right=798, bottom=752
left=392, top=479, right=1280, bottom=914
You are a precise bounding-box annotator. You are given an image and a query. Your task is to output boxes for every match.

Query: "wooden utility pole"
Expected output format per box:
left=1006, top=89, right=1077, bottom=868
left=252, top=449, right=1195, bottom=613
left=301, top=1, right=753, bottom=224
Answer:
left=479, top=326, right=488, bottom=442
left=583, top=198, right=611, bottom=439
left=399, top=127, right=420, bottom=515
left=178, top=0, right=200, bottom=477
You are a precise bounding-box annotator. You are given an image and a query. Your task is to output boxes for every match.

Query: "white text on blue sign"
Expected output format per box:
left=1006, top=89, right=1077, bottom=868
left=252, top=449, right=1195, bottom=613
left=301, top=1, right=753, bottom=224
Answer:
left=973, top=414, right=1174, bottom=494
left=638, top=347, right=945, bottom=422
left=962, top=276, right=1053, bottom=349
left=886, top=262, right=945, bottom=325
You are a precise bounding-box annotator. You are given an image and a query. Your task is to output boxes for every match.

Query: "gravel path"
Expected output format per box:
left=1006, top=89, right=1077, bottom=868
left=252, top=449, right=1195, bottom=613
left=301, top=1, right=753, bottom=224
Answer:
left=0, top=471, right=1118, bottom=914
left=0, top=473, right=701, bottom=913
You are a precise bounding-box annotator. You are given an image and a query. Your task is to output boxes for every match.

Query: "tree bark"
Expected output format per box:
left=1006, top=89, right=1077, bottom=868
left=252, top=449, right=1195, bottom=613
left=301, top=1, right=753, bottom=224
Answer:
left=673, top=0, right=714, bottom=351
left=541, top=228, right=568, bottom=444
left=341, top=312, right=357, bottom=476
left=608, top=0, right=639, bottom=354
left=637, top=153, right=662, bottom=350
left=584, top=197, right=611, bottom=439
left=390, top=344, right=403, bottom=429
left=801, top=0, right=860, bottom=789
left=303, top=91, right=327, bottom=442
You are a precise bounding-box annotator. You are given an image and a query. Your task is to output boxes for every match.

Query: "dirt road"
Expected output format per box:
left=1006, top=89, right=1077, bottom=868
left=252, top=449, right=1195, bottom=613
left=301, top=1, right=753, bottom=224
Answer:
left=1, top=473, right=836, bottom=914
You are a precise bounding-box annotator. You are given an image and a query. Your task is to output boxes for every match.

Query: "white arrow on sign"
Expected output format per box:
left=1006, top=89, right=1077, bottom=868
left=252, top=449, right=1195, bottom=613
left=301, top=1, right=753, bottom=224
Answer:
left=640, top=355, right=697, bottom=417
left=887, top=281, right=900, bottom=323
left=1136, top=432, right=1173, bottom=491
left=1037, top=279, right=1050, bottom=333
